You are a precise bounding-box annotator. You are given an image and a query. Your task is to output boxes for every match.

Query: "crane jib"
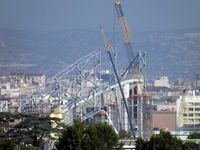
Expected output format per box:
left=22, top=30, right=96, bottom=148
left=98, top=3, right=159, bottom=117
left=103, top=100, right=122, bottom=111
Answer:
left=114, top=1, right=135, bottom=63
left=115, top=3, right=124, bottom=17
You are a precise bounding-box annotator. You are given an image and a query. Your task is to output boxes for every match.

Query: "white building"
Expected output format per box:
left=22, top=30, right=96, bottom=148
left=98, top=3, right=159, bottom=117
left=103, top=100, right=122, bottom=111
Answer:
left=176, top=90, right=200, bottom=128
left=0, top=100, right=8, bottom=112
left=9, top=73, right=46, bottom=87
left=0, top=77, right=10, bottom=96
left=155, top=76, right=170, bottom=88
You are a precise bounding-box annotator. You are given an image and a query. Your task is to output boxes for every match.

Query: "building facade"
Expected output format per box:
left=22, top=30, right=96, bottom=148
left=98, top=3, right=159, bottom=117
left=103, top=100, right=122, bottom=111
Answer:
left=176, top=91, right=200, bottom=128
left=152, top=111, right=176, bottom=131
left=155, top=76, right=170, bottom=88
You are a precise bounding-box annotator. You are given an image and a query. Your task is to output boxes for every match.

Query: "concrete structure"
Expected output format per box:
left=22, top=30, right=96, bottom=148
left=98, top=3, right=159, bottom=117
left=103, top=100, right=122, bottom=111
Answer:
left=157, top=104, right=177, bottom=111
left=155, top=76, right=170, bottom=88
left=152, top=111, right=176, bottom=131
left=176, top=90, right=200, bottom=128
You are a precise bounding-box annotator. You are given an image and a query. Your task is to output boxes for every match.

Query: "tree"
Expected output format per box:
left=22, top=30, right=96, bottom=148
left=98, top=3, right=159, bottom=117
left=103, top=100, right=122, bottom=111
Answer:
left=55, top=119, right=123, bottom=150
left=56, top=119, right=84, bottom=150
left=182, top=141, right=200, bottom=150
left=118, top=130, right=131, bottom=139
left=135, top=131, right=182, bottom=150
left=0, top=139, right=21, bottom=150
left=135, top=137, right=148, bottom=150
left=188, top=132, right=200, bottom=139
left=83, top=123, right=123, bottom=150
left=0, top=112, right=62, bottom=149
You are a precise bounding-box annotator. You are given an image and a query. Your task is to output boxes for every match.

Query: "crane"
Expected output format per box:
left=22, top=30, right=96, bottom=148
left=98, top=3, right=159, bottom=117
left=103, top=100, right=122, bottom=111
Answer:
left=114, top=0, right=145, bottom=78
left=114, top=0, right=148, bottom=138
left=100, top=25, right=136, bottom=139
left=114, top=0, right=134, bottom=63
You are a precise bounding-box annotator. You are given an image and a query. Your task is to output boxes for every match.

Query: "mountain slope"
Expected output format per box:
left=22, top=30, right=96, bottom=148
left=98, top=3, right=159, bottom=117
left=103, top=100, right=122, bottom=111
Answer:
left=0, top=28, right=199, bottom=80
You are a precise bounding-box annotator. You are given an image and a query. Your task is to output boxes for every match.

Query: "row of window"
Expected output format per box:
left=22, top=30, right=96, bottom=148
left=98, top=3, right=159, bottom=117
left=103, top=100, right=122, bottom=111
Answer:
left=187, top=103, right=200, bottom=106
left=184, top=108, right=200, bottom=111
left=183, top=113, right=200, bottom=116
left=184, top=119, right=200, bottom=122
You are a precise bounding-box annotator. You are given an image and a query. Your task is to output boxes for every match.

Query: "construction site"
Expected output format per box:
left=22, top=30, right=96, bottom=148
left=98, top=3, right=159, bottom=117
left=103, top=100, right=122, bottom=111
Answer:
left=16, top=0, right=152, bottom=139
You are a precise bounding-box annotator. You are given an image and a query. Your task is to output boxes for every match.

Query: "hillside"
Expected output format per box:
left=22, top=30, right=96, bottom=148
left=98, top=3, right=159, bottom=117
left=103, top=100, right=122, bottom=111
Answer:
left=0, top=28, right=200, bottom=80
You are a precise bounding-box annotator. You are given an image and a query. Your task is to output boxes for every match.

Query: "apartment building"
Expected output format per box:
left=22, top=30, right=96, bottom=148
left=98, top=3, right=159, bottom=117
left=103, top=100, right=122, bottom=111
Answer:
left=176, top=90, right=200, bottom=128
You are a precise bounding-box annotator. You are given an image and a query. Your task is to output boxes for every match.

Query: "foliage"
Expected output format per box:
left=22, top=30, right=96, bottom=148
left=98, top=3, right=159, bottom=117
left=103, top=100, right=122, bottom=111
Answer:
left=0, top=139, right=21, bottom=150
left=55, top=119, right=123, bottom=150
left=55, top=119, right=84, bottom=150
left=118, top=130, right=131, bottom=139
left=136, top=131, right=182, bottom=150
left=0, top=112, right=62, bottom=149
left=188, top=132, right=200, bottom=139
left=135, top=137, right=148, bottom=150
left=182, top=141, right=200, bottom=150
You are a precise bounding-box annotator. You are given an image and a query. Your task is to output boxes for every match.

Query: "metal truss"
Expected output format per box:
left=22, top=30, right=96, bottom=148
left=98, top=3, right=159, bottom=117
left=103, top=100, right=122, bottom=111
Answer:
left=18, top=50, right=151, bottom=137
left=19, top=51, right=120, bottom=126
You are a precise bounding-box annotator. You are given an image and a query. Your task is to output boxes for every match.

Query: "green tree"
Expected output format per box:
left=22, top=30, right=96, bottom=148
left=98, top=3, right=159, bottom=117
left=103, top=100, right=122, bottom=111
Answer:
left=118, top=130, right=131, bottom=139
left=135, top=137, right=148, bottom=150
left=148, top=131, right=182, bottom=150
left=188, top=132, right=200, bottom=139
left=182, top=141, right=200, bottom=150
left=56, top=119, right=123, bottom=150
left=56, top=119, right=84, bottom=150
left=135, top=131, right=182, bottom=150
left=0, top=112, right=62, bottom=149
left=0, top=139, right=21, bottom=150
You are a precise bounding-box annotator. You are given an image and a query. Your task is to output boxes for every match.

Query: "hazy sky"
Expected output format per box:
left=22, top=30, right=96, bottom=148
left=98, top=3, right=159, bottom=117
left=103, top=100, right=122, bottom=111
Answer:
left=0, top=0, right=200, bottom=32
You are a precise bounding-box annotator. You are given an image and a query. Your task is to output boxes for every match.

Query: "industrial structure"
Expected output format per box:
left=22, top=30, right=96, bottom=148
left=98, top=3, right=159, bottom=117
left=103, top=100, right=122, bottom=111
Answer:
left=100, top=0, right=152, bottom=138
left=0, top=0, right=152, bottom=139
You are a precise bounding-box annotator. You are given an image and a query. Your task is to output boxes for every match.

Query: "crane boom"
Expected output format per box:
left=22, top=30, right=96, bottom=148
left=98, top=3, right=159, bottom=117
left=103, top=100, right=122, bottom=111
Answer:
left=114, top=0, right=134, bottom=63
left=100, top=25, right=136, bottom=139
left=100, top=25, right=112, bottom=53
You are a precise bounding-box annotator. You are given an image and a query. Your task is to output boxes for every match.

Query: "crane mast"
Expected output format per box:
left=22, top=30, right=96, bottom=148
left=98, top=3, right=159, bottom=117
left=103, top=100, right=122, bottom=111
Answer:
left=100, top=0, right=150, bottom=139
left=114, top=0, right=149, bottom=138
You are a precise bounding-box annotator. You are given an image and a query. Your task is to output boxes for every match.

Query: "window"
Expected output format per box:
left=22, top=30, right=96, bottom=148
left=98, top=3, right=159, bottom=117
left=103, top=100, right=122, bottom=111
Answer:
left=189, top=114, right=194, bottom=116
left=195, top=108, right=200, bottom=111
left=1, top=86, right=6, bottom=89
left=189, top=108, right=194, bottom=111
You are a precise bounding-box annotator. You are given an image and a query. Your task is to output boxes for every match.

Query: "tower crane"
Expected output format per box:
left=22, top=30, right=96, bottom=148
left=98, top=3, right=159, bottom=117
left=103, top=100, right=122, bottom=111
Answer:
left=114, top=0, right=134, bottom=63
left=114, top=0, right=148, bottom=138
left=114, top=0, right=145, bottom=78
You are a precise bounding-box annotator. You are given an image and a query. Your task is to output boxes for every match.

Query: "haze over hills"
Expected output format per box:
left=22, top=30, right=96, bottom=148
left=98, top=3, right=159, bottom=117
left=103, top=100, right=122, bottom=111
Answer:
left=0, top=28, right=200, bottom=80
